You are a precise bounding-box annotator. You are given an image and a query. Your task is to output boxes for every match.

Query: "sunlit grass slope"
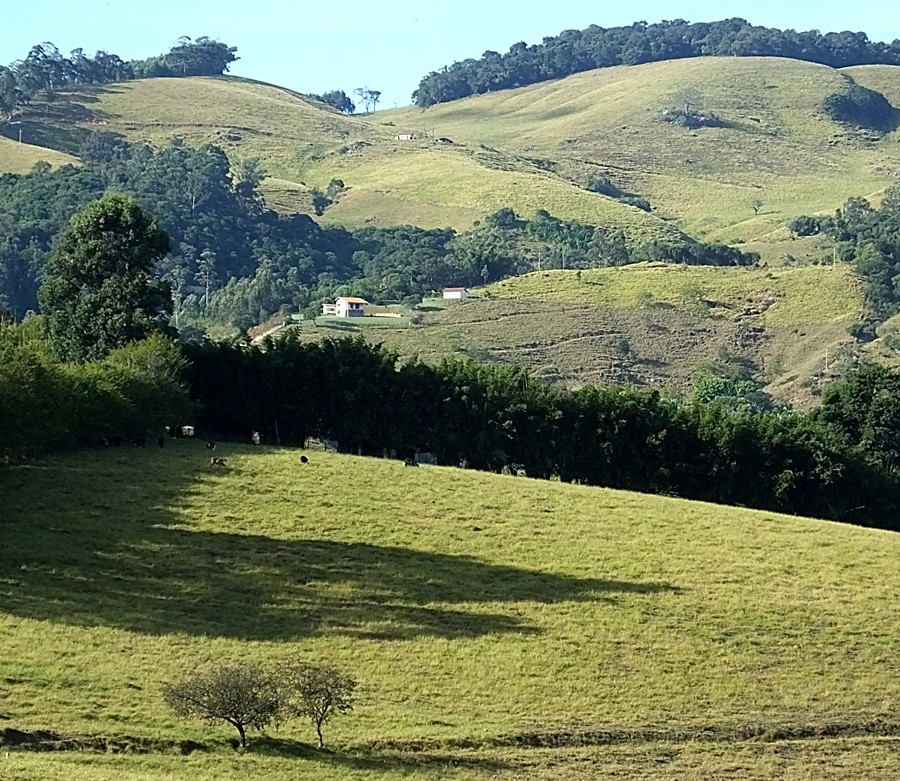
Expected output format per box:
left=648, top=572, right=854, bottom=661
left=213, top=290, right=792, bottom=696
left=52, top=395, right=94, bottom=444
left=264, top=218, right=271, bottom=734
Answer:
left=2, top=442, right=899, bottom=779
left=480, top=263, right=862, bottom=327
left=286, top=264, right=862, bottom=402
left=385, top=57, right=900, bottom=244
left=0, top=135, right=78, bottom=173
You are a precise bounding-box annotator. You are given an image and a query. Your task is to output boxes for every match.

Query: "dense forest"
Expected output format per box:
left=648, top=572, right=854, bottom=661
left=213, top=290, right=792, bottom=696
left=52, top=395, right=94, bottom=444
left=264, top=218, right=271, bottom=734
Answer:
left=0, top=136, right=757, bottom=332
left=414, top=18, right=900, bottom=106
left=0, top=38, right=237, bottom=122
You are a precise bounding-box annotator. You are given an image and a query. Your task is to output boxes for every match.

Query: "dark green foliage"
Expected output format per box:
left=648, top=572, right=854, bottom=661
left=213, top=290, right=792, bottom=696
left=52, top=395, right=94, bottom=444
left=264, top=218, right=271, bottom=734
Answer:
left=788, top=215, right=825, bottom=237
left=310, top=90, right=355, bottom=114
left=38, top=193, right=172, bottom=362
left=797, top=186, right=900, bottom=319
left=818, top=362, right=900, bottom=473
left=129, top=37, right=238, bottom=79
left=822, top=82, right=897, bottom=131
left=184, top=336, right=900, bottom=529
left=0, top=323, right=193, bottom=459
left=414, top=19, right=900, bottom=106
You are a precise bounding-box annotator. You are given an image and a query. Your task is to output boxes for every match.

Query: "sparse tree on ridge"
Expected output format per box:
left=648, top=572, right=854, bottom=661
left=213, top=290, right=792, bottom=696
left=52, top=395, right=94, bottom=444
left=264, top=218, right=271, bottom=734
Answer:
left=354, top=87, right=381, bottom=114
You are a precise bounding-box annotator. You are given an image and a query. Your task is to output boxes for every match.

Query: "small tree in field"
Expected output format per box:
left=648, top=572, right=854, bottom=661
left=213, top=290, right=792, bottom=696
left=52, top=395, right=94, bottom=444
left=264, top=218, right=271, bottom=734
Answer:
left=163, top=663, right=282, bottom=749
left=282, top=663, right=356, bottom=748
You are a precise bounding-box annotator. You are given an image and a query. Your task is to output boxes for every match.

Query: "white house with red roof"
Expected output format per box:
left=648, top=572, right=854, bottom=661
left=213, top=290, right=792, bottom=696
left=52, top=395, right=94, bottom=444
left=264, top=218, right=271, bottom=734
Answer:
left=442, top=287, right=469, bottom=300
left=325, top=296, right=369, bottom=317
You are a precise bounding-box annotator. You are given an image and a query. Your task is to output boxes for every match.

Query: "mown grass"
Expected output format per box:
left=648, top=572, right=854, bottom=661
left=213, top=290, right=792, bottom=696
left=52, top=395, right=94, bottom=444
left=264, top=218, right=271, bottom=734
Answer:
left=2, top=442, right=899, bottom=779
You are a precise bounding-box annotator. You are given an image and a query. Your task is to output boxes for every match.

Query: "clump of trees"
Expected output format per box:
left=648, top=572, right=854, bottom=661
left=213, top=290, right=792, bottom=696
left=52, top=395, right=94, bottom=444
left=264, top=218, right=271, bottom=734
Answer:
left=414, top=19, right=900, bottom=106
left=164, top=661, right=356, bottom=750
left=38, top=193, right=173, bottom=362
left=0, top=38, right=237, bottom=126
left=790, top=185, right=900, bottom=320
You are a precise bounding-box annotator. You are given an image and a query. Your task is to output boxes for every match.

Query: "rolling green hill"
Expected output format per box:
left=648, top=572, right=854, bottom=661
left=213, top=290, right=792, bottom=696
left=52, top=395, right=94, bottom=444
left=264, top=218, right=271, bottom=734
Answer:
left=285, top=264, right=864, bottom=405
left=2, top=442, right=899, bottom=779
left=6, top=57, right=898, bottom=256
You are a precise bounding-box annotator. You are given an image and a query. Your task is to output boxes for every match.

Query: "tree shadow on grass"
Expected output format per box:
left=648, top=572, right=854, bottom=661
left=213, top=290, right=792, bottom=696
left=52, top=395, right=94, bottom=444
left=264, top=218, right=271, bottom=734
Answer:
left=253, top=737, right=514, bottom=774
left=0, top=446, right=680, bottom=640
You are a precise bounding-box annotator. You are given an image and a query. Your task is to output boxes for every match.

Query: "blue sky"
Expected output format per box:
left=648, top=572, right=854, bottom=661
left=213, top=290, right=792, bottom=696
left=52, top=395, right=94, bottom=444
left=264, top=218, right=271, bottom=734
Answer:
left=4, top=1, right=899, bottom=107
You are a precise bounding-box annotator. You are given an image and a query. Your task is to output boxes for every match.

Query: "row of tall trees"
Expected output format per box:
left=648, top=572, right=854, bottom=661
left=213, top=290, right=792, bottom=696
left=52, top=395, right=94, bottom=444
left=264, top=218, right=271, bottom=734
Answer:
left=184, top=335, right=900, bottom=530
left=0, top=38, right=236, bottom=125
left=414, top=19, right=900, bottom=106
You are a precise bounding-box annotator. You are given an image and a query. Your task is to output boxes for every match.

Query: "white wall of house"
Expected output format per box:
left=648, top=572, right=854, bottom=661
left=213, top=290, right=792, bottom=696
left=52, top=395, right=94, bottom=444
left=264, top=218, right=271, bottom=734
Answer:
left=443, top=288, right=468, bottom=300
left=336, top=298, right=368, bottom=317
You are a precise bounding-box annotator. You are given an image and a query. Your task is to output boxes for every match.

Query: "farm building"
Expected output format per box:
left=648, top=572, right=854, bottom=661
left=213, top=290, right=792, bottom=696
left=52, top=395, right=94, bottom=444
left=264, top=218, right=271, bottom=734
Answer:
left=442, top=287, right=469, bottom=300
left=328, top=296, right=369, bottom=317
left=396, top=132, right=416, bottom=141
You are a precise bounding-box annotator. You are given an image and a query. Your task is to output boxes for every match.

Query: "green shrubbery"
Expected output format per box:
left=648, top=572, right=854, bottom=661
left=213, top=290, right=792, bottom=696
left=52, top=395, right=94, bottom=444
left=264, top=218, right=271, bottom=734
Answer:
left=0, top=321, right=193, bottom=459
left=184, top=335, right=900, bottom=530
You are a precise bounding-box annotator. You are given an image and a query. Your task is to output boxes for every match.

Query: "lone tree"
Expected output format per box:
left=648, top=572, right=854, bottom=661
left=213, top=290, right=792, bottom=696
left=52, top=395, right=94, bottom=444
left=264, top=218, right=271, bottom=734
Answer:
left=751, top=198, right=764, bottom=216
left=164, top=663, right=282, bottom=749
left=38, top=193, right=172, bottom=362
left=282, top=663, right=356, bottom=749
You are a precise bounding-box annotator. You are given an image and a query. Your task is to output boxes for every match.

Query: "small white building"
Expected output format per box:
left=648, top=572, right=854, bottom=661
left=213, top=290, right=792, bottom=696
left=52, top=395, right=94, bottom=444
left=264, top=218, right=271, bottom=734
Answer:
left=335, top=296, right=369, bottom=317
left=396, top=132, right=416, bottom=141
left=442, top=287, right=469, bottom=301
left=321, top=302, right=337, bottom=315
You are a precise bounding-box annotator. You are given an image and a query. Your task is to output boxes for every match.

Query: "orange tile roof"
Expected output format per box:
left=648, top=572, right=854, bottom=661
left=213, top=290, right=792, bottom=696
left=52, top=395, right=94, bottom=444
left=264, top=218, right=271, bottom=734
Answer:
left=337, top=297, right=370, bottom=304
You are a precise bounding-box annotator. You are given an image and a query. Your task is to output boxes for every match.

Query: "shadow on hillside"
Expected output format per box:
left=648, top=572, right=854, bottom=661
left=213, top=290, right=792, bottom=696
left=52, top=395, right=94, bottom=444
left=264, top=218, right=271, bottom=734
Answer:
left=0, top=445, right=679, bottom=640
left=253, top=737, right=513, bottom=773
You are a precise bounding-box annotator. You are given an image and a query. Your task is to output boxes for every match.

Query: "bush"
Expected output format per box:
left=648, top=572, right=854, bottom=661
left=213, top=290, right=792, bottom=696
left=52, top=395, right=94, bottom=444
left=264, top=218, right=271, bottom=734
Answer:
left=164, top=663, right=282, bottom=749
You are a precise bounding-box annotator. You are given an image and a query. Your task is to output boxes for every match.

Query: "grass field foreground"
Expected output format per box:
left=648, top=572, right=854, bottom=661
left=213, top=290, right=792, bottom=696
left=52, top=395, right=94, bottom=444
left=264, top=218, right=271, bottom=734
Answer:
left=2, top=442, right=899, bottom=779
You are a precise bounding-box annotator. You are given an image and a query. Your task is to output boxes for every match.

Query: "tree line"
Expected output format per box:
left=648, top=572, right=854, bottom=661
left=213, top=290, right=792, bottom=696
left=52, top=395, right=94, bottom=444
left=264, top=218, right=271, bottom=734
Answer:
left=414, top=18, right=900, bottom=106
left=0, top=38, right=237, bottom=124
left=183, top=334, right=900, bottom=531
left=0, top=137, right=757, bottom=334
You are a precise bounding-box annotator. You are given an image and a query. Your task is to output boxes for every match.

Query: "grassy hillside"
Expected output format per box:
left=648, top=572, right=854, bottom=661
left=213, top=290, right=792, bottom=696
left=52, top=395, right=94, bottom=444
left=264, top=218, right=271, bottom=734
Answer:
left=385, top=57, right=900, bottom=249
left=0, top=135, right=78, bottom=173
left=286, top=264, right=863, bottom=403
left=2, top=443, right=899, bottom=779
left=11, top=57, right=898, bottom=250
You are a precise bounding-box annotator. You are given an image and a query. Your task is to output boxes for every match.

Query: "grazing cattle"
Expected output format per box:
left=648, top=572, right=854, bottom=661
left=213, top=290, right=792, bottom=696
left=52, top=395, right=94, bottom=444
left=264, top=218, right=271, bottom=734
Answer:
left=111, top=435, right=125, bottom=447
left=251, top=431, right=261, bottom=445
left=210, top=457, right=227, bottom=467
left=132, top=438, right=146, bottom=448
left=299, top=455, right=309, bottom=464
left=206, top=441, right=216, bottom=450
left=98, top=438, right=110, bottom=448
left=403, top=457, right=419, bottom=468
left=157, top=437, right=165, bottom=449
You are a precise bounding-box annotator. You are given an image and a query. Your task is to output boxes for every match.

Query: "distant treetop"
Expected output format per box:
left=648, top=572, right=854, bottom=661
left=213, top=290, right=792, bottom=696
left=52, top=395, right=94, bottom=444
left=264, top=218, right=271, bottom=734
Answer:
left=413, top=18, right=900, bottom=106
left=0, top=38, right=238, bottom=124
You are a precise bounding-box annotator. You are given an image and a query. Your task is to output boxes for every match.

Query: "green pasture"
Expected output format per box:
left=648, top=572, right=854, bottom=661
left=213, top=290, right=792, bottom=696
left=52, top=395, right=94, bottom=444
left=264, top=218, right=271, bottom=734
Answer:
left=1, top=442, right=899, bottom=778
left=12, top=58, right=898, bottom=246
